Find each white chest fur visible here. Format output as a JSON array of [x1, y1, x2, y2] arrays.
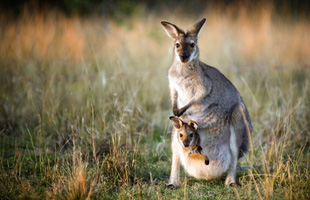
[[169, 69, 204, 108]]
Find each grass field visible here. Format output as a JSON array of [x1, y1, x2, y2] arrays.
[[0, 5, 310, 199]]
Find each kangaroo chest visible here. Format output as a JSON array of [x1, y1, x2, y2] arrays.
[[173, 73, 203, 104]]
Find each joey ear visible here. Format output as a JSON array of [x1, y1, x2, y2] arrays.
[[188, 120, 198, 130], [169, 116, 183, 129], [161, 21, 184, 39], [187, 18, 206, 37]]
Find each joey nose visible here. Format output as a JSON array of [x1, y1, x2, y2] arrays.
[[183, 141, 190, 147]]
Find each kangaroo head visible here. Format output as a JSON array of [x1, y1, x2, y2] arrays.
[[161, 18, 206, 63], [169, 116, 199, 148]]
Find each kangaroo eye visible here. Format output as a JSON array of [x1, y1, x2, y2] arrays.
[[190, 43, 195, 48], [190, 133, 193, 137], [175, 43, 180, 48], [180, 133, 183, 137]]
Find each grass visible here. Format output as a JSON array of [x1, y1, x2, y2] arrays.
[[0, 4, 310, 200]]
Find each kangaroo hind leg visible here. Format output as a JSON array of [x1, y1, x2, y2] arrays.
[[225, 125, 239, 186]]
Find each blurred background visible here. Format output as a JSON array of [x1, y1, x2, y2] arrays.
[[1, 0, 310, 67], [1, 0, 309, 135], [0, 0, 309, 199]]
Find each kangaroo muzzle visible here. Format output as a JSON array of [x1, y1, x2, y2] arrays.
[[180, 53, 189, 62]]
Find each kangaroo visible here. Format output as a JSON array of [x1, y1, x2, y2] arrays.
[[161, 18, 252, 188], [169, 116, 209, 165]]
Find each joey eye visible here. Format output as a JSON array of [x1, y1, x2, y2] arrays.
[[190, 133, 193, 137], [175, 43, 180, 48], [180, 133, 183, 137], [190, 43, 195, 48]]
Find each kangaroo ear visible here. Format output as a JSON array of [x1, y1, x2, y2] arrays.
[[188, 120, 198, 130], [169, 116, 183, 129], [187, 18, 206, 37], [161, 21, 184, 39]]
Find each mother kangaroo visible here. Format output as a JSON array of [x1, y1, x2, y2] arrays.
[[161, 18, 252, 187]]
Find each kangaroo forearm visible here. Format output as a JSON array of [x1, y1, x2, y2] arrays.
[[171, 88, 178, 109], [176, 103, 191, 116]]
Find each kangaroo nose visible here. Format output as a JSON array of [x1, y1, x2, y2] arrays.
[[180, 53, 189, 61]]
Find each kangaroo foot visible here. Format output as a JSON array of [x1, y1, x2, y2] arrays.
[[167, 183, 178, 189], [225, 177, 241, 187], [229, 182, 241, 187]]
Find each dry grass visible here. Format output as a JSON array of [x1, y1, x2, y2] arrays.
[[0, 4, 309, 199]]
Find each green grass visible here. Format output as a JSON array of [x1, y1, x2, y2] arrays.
[[1, 8, 310, 199]]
